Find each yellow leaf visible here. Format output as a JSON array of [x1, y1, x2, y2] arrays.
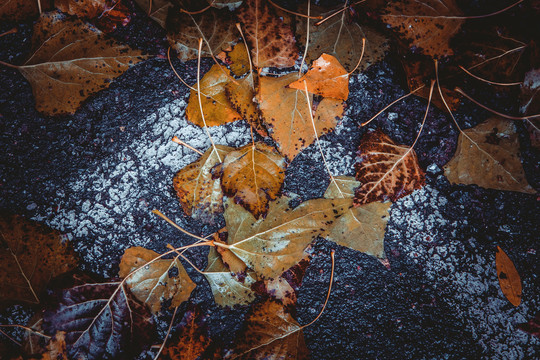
[[495, 246, 522, 306]]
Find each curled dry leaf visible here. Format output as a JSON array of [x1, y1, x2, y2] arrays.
[[43, 282, 155, 360], [354, 129, 426, 206], [134, 0, 172, 28], [118, 246, 196, 314], [173, 145, 233, 224], [219, 142, 287, 219], [16, 11, 148, 115], [288, 53, 349, 101], [495, 246, 522, 307], [0, 0, 53, 21], [444, 117, 535, 194], [186, 65, 243, 127], [296, 3, 388, 73], [323, 176, 391, 258], [237, 0, 298, 68], [224, 196, 350, 279], [229, 299, 308, 360], [0, 214, 78, 305], [381, 0, 464, 58]]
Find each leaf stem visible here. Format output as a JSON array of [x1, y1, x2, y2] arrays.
[[0, 28, 17, 38], [268, 0, 322, 19], [459, 66, 522, 86], [0, 60, 18, 69], [298, 0, 311, 77], [171, 136, 204, 155], [361, 86, 422, 127], [0, 324, 50, 339], [152, 306, 178, 360], [152, 209, 210, 243], [0, 328, 21, 346], [348, 37, 365, 75]]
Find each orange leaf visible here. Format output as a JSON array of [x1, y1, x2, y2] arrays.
[[495, 246, 522, 306], [288, 53, 349, 101]]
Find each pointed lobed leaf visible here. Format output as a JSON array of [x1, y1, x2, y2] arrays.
[[237, 0, 298, 68], [495, 246, 522, 307], [354, 129, 426, 205], [0, 214, 78, 305], [173, 145, 234, 224], [134, 0, 171, 28], [118, 246, 196, 314], [17, 11, 148, 115], [444, 117, 535, 194]]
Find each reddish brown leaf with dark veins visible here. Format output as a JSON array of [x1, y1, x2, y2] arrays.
[[43, 282, 155, 360], [55, 0, 131, 32], [354, 129, 425, 206]]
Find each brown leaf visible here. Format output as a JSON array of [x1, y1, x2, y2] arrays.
[[495, 246, 522, 307], [381, 0, 464, 58], [296, 3, 388, 73], [0, 0, 53, 21], [119, 246, 196, 314], [16, 11, 148, 115], [208, 0, 243, 10], [134, 0, 172, 28], [220, 142, 287, 219], [229, 300, 308, 360], [40, 332, 68, 360], [173, 145, 234, 224], [227, 42, 250, 77], [257, 73, 342, 160], [55, 0, 131, 33], [443, 117, 536, 194], [186, 65, 243, 127], [354, 129, 426, 205], [288, 53, 349, 101], [0, 214, 78, 305], [237, 0, 298, 68], [323, 176, 391, 258]]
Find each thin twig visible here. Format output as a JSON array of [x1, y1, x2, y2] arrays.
[[299, 0, 311, 76], [348, 38, 366, 75], [152, 306, 179, 360], [0, 28, 17, 38], [459, 66, 522, 86], [268, 0, 322, 19]]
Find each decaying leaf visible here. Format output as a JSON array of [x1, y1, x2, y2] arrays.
[[288, 53, 349, 101], [296, 3, 388, 73], [257, 73, 342, 160], [173, 145, 233, 224], [227, 42, 250, 76], [119, 246, 196, 314], [208, 0, 243, 10], [229, 299, 308, 359], [167, 6, 237, 61], [381, 0, 464, 58], [55, 0, 131, 32], [186, 65, 243, 127], [0, 214, 78, 305], [224, 196, 350, 279], [219, 142, 287, 219], [41, 331, 68, 360], [237, 0, 298, 68], [15, 11, 148, 115], [495, 246, 522, 307], [134, 0, 171, 28], [43, 282, 155, 360], [323, 176, 391, 258], [0, 0, 52, 21], [354, 129, 426, 205], [444, 117, 536, 194], [521, 69, 540, 116]]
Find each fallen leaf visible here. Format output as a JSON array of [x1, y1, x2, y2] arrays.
[[173, 145, 234, 224], [186, 64, 243, 127], [0, 214, 78, 305], [167, 6, 237, 61], [323, 176, 391, 258], [22, 314, 47, 356], [119, 246, 196, 314], [237, 0, 298, 68], [520, 69, 540, 116], [229, 299, 308, 359], [296, 3, 388, 73], [41, 332, 68, 360], [219, 142, 287, 219], [495, 246, 522, 307], [55, 0, 132, 33], [443, 117, 536, 194], [15, 11, 148, 115], [381, 0, 464, 58], [0, 0, 53, 21], [227, 42, 250, 76], [354, 129, 426, 205], [208, 0, 243, 11], [224, 196, 350, 279], [288, 53, 349, 101], [43, 282, 155, 360], [257, 73, 341, 160], [134, 0, 172, 28], [518, 311, 540, 338]]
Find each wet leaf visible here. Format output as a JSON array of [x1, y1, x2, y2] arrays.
[[237, 0, 298, 68], [173, 145, 234, 224], [119, 246, 196, 314], [208, 0, 243, 11], [521, 69, 540, 116], [495, 246, 522, 307], [186, 65, 243, 127], [288, 53, 349, 101], [41, 332, 68, 360], [296, 3, 388, 73], [229, 299, 308, 360], [227, 42, 250, 77], [0, 214, 78, 305], [444, 117, 535, 194], [381, 0, 464, 58], [224, 196, 350, 279], [323, 176, 391, 258], [0, 0, 52, 21], [134, 0, 172, 28], [55, 0, 131, 32], [219, 142, 287, 219], [16, 11, 148, 115], [354, 129, 426, 205], [43, 282, 155, 360], [257, 73, 342, 160]]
